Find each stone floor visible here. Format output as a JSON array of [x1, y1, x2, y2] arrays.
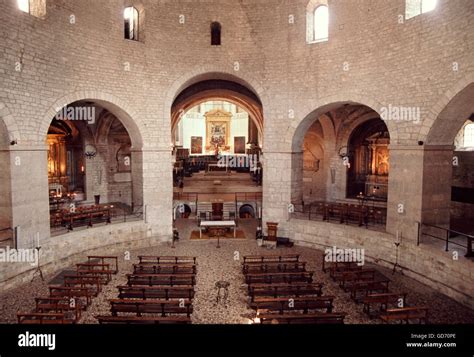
[[1, 219, 473, 324]]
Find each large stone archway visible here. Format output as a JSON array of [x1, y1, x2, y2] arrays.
[[421, 81, 474, 229]]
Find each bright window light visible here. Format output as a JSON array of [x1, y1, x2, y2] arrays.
[[314, 5, 329, 42], [18, 0, 29, 13], [464, 124, 474, 147], [422, 0, 437, 13]]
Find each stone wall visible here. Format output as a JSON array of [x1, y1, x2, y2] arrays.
[[291, 219, 474, 309], [0, 0, 473, 302], [0, 221, 160, 291]]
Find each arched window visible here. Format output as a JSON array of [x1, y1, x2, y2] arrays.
[[124, 6, 139, 41], [406, 0, 437, 20], [313, 5, 329, 42], [17, 0, 46, 18], [464, 124, 474, 147], [18, 0, 29, 13], [211, 22, 222, 46], [306, 1, 328, 44]]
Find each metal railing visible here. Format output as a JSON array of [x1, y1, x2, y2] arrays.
[[289, 201, 387, 229], [50, 204, 144, 236], [417, 222, 474, 257]]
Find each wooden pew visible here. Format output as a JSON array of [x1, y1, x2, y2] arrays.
[[96, 315, 191, 325], [63, 275, 102, 296], [250, 296, 334, 314], [34, 297, 82, 322], [362, 293, 407, 318], [133, 264, 196, 275], [17, 312, 74, 325], [258, 312, 346, 324], [87, 256, 119, 274], [335, 269, 376, 291], [76, 263, 114, 283], [245, 272, 313, 285], [380, 307, 428, 324], [348, 278, 391, 301], [126, 274, 196, 287], [117, 285, 195, 300], [248, 283, 323, 302], [326, 261, 363, 277], [49, 286, 93, 308], [138, 256, 197, 265], [109, 299, 193, 317], [243, 262, 307, 275], [243, 254, 300, 264]]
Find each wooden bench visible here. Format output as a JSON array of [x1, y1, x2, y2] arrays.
[[251, 296, 334, 314], [246, 272, 313, 285], [117, 285, 195, 300], [362, 293, 407, 318], [322, 257, 362, 273], [138, 256, 197, 265], [17, 312, 74, 324], [63, 275, 102, 296], [35, 297, 82, 322], [63, 206, 111, 231], [348, 278, 391, 301], [248, 283, 323, 302], [243, 262, 307, 275], [76, 263, 114, 283], [243, 254, 300, 264], [258, 312, 346, 324], [109, 299, 193, 317], [380, 307, 428, 324], [335, 269, 376, 291], [126, 274, 196, 286], [96, 315, 191, 325], [133, 264, 196, 275], [87, 256, 118, 274], [49, 286, 93, 308]]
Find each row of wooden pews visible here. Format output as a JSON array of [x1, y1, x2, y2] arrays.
[[17, 256, 118, 324], [243, 254, 346, 324], [95, 256, 197, 324], [322, 256, 429, 323]]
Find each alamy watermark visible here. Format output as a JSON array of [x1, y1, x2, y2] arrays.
[[0, 247, 38, 267], [324, 246, 365, 266], [55, 106, 96, 124], [217, 154, 260, 168], [380, 104, 420, 124]]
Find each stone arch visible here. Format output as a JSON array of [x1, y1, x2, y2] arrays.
[[425, 77, 474, 145], [290, 92, 392, 152], [39, 91, 145, 149], [163, 65, 267, 120], [0, 102, 21, 148], [336, 112, 382, 149]]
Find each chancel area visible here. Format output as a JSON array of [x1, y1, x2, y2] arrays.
[[0, 0, 473, 328]]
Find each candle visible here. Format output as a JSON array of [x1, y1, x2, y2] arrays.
[[36, 232, 40, 248]]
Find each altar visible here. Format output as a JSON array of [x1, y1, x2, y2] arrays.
[[199, 220, 236, 238]]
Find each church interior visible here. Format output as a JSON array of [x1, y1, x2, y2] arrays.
[[0, 0, 473, 333]]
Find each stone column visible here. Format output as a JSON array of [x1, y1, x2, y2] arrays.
[[386, 145, 425, 241], [8, 144, 50, 248], [0, 146, 12, 233], [141, 148, 173, 239], [262, 151, 295, 237], [421, 145, 453, 229]]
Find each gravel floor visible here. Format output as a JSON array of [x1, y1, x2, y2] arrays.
[[1, 219, 473, 324]]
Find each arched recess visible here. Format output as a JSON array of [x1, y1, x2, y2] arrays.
[[0, 103, 17, 241], [171, 79, 264, 144], [291, 101, 391, 208], [39, 92, 145, 149], [165, 67, 266, 117], [421, 82, 474, 231]]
